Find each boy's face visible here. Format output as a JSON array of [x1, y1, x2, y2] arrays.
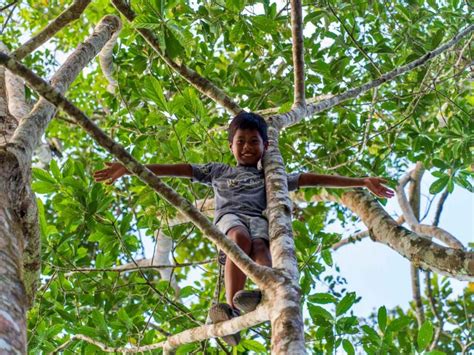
[[229, 128, 268, 167]]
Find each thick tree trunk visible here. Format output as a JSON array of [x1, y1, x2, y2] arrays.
[[0, 150, 27, 354]]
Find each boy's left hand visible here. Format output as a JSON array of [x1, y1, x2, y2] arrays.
[[364, 177, 394, 198]]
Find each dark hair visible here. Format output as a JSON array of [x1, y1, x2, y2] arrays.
[[228, 111, 268, 143]]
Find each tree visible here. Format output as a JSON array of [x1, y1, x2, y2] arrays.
[[0, 0, 472, 353]]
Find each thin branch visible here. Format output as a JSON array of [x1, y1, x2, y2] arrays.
[[111, 0, 242, 115], [290, 0, 305, 106], [432, 188, 449, 227], [53, 306, 269, 353], [0, 51, 276, 289], [13, 0, 92, 60], [60, 259, 215, 275], [0, 0, 17, 12], [271, 24, 474, 129]]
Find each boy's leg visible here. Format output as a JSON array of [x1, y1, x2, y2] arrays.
[[225, 226, 252, 308], [250, 238, 272, 267]]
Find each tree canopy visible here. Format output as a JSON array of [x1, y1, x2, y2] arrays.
[[0, 0, 472, 353]]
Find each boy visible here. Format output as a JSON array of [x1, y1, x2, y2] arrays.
[[94, 111, 393, 346]]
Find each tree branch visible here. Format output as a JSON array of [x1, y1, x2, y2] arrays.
[[407, 162, 425, 327], [60, 258, 214, 275], [290, 0, 305, 106], [339, 189, 473, 281], [271, 24, 474, 129], [99, 19, 122, 93], [111, 0, 242, 116], [53, 306, 269, 353], [12, 0, 92, 60], [397, 168, 464, 249], [9, 15, 122, 161], [0, 52, 276, 289], [0, 42, 30, 121]]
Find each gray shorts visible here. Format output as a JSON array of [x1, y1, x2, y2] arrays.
[[215, 213, 269, 265]]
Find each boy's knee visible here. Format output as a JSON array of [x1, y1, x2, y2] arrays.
[[227, 226, 252, 250], [251, 239, 270, 257]]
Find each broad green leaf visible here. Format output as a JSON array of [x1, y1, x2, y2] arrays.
[[429, 176, 449, 194], [308, 292, 337, 304], [32, 181, 57, 194], [417, 321, 434, 351], [336, 292, 357, 316], [342, 339, 355, 355], [143, 76, 169, 111], [387, 316, 411, 332], [308, 304, 333, 322]]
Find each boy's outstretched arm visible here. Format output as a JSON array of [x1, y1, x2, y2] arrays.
[[298, 173, 394, 198], [93, 162, 193, 184]]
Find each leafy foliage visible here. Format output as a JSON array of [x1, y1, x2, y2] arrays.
[[2, 0, 472, 352]]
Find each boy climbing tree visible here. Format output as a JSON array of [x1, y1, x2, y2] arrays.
[[94, 111, 394, 346]]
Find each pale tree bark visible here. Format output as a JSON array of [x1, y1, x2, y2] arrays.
[[264, 128, 305, 354], [0, 16, 121, 353], [397, 170, 464, 249], [12, 0, 92, 60], [0, 52, 281, 352], [111, 0, 243, 116], [406, 162, 425, 326]]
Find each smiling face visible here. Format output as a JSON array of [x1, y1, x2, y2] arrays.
[[229, 128, 268, 167]]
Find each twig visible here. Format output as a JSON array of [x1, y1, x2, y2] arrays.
[[59, 259, 215, 275]]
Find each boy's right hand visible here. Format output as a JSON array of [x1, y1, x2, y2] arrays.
[[93, 162, 128, 184]]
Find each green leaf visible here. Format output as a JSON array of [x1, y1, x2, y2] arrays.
[[342, 339, 355, 355], [32, 168, 56, 184], [32, 181, 57, 194], [241, 339, 266, 353], [321, 249, 333, 266], [417, 321, 434, 351], [387, 316, 411, 332], [429, 176, 449, 194], [362, 325, 381, 344], [308, 304, 333, 322], [336, 292, 357, 316], [143, 76, 169, 111], [50, 159, 61, 180], [308, 292, 337, 304], [377, 306, 387, 332]]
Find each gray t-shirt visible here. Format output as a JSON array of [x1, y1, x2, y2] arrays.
[[191, 163, 301, 223]]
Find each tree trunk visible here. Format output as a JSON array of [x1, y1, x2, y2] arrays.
[[264, 126, 306, 354], [0, 150, 27, 354]]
